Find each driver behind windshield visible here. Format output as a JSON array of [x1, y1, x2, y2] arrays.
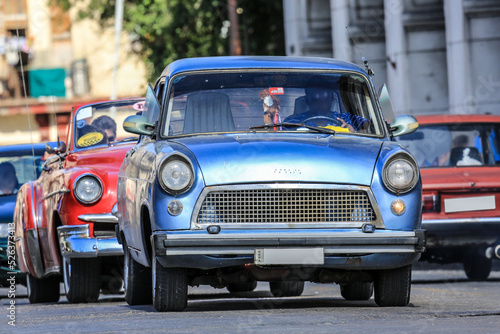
[[284, 80, 368, 132]]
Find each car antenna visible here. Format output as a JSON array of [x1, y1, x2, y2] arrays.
[[346, 26, 375, 77], [15, 14, 37, 179]]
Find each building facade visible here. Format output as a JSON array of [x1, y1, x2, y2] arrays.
[[283, 0, 500, 116], [0, 0, 147, 145]]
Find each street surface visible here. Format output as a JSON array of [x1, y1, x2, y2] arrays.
[[1, 265, 499, 333]]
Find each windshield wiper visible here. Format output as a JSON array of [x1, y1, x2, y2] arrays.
[[109, 137, 138, 146], [249, 122, 336, 135]]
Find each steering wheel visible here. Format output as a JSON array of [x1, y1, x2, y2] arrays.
[[302, 116, 343, 128]]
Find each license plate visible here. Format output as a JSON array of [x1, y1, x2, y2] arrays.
[[444, 195, 496, 213], [254, 248, 324, 265]]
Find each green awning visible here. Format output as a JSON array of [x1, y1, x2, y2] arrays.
[[29, 68, 66, 98]]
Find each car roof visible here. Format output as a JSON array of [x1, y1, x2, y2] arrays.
[[161, 56, 368, 78], [416, 114, 500, 125], [0, 143, 47, 156]]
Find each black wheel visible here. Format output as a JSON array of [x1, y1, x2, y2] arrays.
[[63, 257, 101, 303], [152, 252, 188, 312], [374, 265, 412, 307], [227, 279, 258, 293], [123, 239, 152, 305], [269, 281, 304, 297], [463, 252, 491, 281], [26, 274, 60, 304], [340, 281, 373, 301]]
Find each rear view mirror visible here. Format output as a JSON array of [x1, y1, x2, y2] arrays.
[[46, 141, 67, 155], [123, 115, 155, 136], [390, 115, 419, 137]]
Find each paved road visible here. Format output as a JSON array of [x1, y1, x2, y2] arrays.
[[1, 267, 499, 333]]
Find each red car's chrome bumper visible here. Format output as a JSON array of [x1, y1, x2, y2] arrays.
[[57, 224, 123, 259]]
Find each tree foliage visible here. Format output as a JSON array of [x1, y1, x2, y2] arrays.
[[51, 0, 284, 81]]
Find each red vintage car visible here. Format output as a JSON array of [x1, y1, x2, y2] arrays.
[[396, 114, 500, 280], [14, 98, 142, 303]]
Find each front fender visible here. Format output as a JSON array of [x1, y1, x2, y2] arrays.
[[14, 181, 45, 277], [371, 142, 422, 231]]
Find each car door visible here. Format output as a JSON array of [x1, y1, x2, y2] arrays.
[[120, 84, 162, 265]]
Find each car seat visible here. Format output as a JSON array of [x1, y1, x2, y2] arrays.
[[449, 147, 482, 166], [183, 92, 235, 134]]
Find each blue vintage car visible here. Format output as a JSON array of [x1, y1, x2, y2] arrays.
[[117, 56, 425, 312], [0, 143, 47, 286]]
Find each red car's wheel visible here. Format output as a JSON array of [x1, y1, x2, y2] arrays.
[[63, 257, 101, 303], [26, 274, 60, 304]]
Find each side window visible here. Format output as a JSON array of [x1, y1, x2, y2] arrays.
[[143, 84, 161, 124], [154, 79, 166, 106]]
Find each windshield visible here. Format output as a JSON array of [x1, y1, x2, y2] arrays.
[[74, 99, 144, 149], [164, 71, 383, 136], [0, 154, 43, 196], [395, 123, 500, 168]]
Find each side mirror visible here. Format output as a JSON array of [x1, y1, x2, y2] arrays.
[[379, 84, 395, 124], [390, 115, 419, 137], [45, 141, 67, 155], [123, 115, 155, 136]]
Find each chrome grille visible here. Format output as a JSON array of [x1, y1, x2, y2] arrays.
[[196, 188, 375, 224]]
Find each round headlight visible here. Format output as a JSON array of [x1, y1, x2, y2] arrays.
[[383, 154, 419, 194], [159, 157, 194, 194], [74, 175, 103, 204]]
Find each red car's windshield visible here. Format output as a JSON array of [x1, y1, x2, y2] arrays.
[[396, 123, 500, 168]]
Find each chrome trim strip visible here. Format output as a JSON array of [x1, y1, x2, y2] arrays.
[[57, 224, 123, 258], [190, 183, 385, 229], [165, 245, 416, 256], [42, 188, 70, 200], [166, 230, 416, 240], [78, 213, 118, 223], [423, 217, 500, 224]]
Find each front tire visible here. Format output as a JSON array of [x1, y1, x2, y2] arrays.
[[463, 250, 491, 281], [374, 265, 412, 307], [63, 257, 101, 303], [269, 281, 304, 297], [152, 253, 188, 312], [123, 239, 152, 305], [26, 274, 60, 304], [340, 281, 373, 301]]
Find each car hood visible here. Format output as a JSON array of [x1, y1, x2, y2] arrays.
[[421, 167, 500, 192], [65, 143, 135, 170], [170, 134, 383, 186]]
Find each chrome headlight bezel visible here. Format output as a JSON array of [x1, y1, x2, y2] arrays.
[[158, 154, 194, 195], [382, 152, 419, 194], [73, 174, 103, 204]]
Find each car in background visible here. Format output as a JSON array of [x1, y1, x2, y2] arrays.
[[117, 56, 426, 312], [14, 98, 143, 303], [396, 114, 500, 280], [0, 143, 47, 287]]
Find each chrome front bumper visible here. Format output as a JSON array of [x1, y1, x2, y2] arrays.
[[153, 229, 426, 270], [57, 224, 123, 259]]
